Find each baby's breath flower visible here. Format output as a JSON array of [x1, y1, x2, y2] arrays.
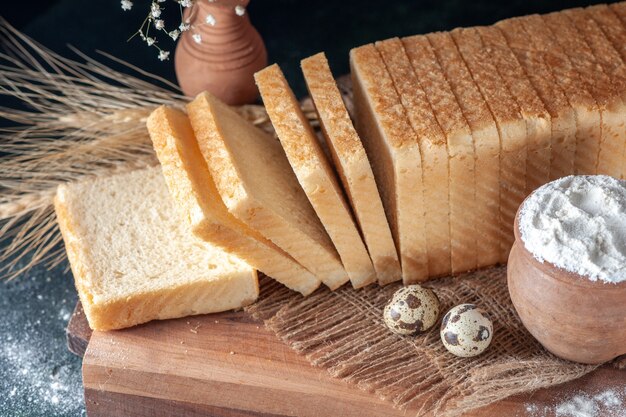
[[205, 14, 216, 26], [158, 50, 170, 61], [150, 2, 162, 18], [126, 0, 249, 64], [234, 5, 246, 16]]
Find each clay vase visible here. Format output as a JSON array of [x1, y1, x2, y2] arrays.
[[507, 199, 626, 364], [174, 0, 267, 105]]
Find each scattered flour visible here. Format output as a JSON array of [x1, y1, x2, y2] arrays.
[[524, 386, 626, 417], [519, 175, 626, 283]]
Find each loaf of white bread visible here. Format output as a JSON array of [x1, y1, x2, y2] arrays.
[[55, 167, 258, 331], [57, 3, 626, 330]]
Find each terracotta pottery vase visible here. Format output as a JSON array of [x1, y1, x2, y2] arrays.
[[174, 0, 267, 105], [507, 199, 626, 364]]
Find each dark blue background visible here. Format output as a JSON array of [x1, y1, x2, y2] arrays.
[[0, 1, 616, 416]]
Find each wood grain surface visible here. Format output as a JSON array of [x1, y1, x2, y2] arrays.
[[71, 302, 624, 417]]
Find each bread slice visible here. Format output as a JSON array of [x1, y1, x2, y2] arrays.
[[495, 19, 578, 188], [300, 53, 401, 285], [375, 38, 452, 277], [186, 92, 349, 290], [610, 2, 626, 28], [402, 35, 490, 272], [476, 26, 552, 195], [565, 8, 626, 180], [147, 106, 320, 296], [54, 167, 259, 331], [541, 12, 626, 179], [447, 27, 527, 263], [587, 4, 626, 179], [349, 44, 429, 283], [424, 32, 496, 268], [403, 35, 502, 272], [589, 4, 626, 64], [516, 15, 600, 179], [254, 64, 374, 289]]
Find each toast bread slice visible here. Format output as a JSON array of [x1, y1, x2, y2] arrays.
[[449, 27, 527, 262], [476, 26, 552, 195], [301, 53, 401, 285], [147, 106, 321, 295], [495, 19, 578, 191], [349, 44, 429, 283], [426, 32, 498, 268], [55, 167, 259, 331], [254, 64, 370, 289], [187, 91, 349, 290], [588, 4, 626, 63], [542, 12, 626, 179], [518, 15, 600, 178], [375, 38, 452, 278], [565, 8, 626, 180], [402, 35, 487, 273]]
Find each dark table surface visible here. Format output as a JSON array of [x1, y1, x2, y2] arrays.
[[0, 0, 616, 416]]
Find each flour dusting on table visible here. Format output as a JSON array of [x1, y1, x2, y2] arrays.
[[519, 175, 626, 283], [524, 385, 626, 417]]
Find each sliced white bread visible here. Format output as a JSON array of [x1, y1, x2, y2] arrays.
[[425, 32, 493, 268], [147, 106, 321, 296], [565, 8, 626, 180], [542, 12, 626, 180], [349, 44, 429, 283], [517, 15, 600, 178], [587, 4, 626, 179], [495, 19, 578, 190], [403, 32, 502, 272], [375, 37, 452, 277], [300, 53, 401, 285], [448, 27, 527, 262], [476, 26, 552, 195], [589, 4, 626, 64], [254, 64, 373, 289], [186, 91, 350, 290], [54, 167, 259, 331]]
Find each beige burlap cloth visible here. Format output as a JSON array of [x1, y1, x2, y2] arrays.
[[245, 266, 611, 416]]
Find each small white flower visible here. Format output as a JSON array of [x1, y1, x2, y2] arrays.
[[120, 0, 133, 11], [234, 5, 246, 16], [179, 0, 193, 7], [168, 30, 180, 41], [205, 13, 216, 26], [145, 36, 156, 46], [179, 22, 190, 31], [192, 33, 202, 44], [154, 19, 165, 30], [158, 50, 170, 61], [151, 2, 162, 18]]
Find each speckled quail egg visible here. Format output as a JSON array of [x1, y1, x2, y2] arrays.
[[440, 304, 493, 357], [383, 285, 440, 335]]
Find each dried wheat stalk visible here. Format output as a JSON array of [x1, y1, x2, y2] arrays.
[[0, 19, 318, 280], [0, 19, 266, 279]]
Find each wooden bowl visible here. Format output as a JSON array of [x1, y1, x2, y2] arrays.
[[507, 203, 626, 364]]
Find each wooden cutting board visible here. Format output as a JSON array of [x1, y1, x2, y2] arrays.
[[68, 302, 624, 417]]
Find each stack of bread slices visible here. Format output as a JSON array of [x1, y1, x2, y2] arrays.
[[56, 3, 626, 330]]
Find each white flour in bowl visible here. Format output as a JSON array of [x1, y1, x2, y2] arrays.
[[519, 175, 626, 284]]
